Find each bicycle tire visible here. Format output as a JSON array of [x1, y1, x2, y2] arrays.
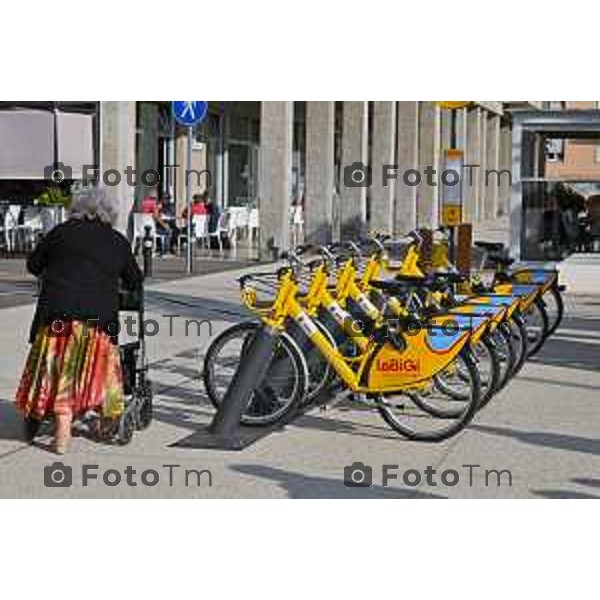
[[506, 314, 528, 376], [542, 285, 564, 338], [413, 335, 499, 416], [522, 297, 549, 357], [488, 324, 516, 392], [375, 347, 481, 442], [202, 322, 308, 426]]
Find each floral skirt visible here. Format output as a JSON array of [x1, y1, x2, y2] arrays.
[[15, 320, 125, 420]]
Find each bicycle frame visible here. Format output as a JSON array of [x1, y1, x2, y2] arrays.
[[241, 266, 472, 394]]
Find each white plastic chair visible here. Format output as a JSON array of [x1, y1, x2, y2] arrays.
[[248, 208, 259, 246], [4, 205, 22, 252], [235, 207, 250, 239], [209, 210, 236, 256], [21, 208, 43, 251], [132, 213, 160, 254], [193, 214, 209, 247], [178, 213, 209, 254], [0, 209, 8, 252], [290, 205, 304, 248]]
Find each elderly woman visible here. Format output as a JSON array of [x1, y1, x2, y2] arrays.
[[15, 186, 143, 453]]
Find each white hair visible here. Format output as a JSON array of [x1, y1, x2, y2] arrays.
[[69, 185, 118, 226]]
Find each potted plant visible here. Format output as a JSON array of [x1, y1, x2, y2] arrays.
[[36, 188, 72, 233]]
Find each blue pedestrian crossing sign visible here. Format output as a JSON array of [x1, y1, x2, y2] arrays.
[[172, 101, 208, 127]]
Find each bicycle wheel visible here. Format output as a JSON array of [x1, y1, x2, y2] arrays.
[[286, 318, 338, 407], [202, 322, 308, 426], [505, 314, 528, 376], [473, 335, 501, 409], [487, 325, 516, 392], [542, 285, 564, 337], [375, 347, 481, 442], [522, 297, 549, 357], [413, 335, 499, 415]]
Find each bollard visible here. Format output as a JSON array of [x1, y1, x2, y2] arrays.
[[142, 225, 153, 278], [208, 325, 279, 447], [456, 223, 473, 276]]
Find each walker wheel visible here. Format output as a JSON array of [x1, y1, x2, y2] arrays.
[[138, 384, 153, 430], [117, 412, 135, 445]]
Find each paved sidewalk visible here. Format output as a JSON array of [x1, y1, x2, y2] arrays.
[[0, 264, 598, 498]]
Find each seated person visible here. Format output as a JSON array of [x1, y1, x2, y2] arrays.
[[153, 199, 172, 257], [140, 192, 158, 214], [182, 192, 209, 219]]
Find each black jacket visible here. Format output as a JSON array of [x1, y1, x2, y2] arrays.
[[27, 217, 143, 343]]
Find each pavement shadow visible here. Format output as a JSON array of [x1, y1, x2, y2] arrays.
[[572, 477, 600, 489], [0, 398, 24, 441], [532, 477, 600, 499], [231, 464, 447, 499], [472, 423, 600, 457], [531, 489, 598, 499], [148, 347, 203, 381], [292, 410, 411, 442], [145, 290, 250, 325], [530, 315, 600, 374]]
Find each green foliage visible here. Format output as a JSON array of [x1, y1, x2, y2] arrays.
[[36, 187, 72, 208]]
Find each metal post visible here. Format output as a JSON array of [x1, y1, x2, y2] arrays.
[[450, 109, 457, 149], [142, 225, 153, 278], [449, 109, 458, 264], [186, 126, 193, 274], [209, 326, 279, 445]]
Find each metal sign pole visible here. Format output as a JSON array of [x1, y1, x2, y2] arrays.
[[449, 109, 458, 264], [172, 102, 208, 274], [438, 101, 470, 261], [186, 125, 193, 274]]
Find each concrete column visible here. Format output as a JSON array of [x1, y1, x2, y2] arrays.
[[417, 101, 440, 228], [484, 114, 500, 219], [456, 107, 468, 149], [258, 101, 293, 259], [136, 102, 159, 204], [340, 101, 368, 239], [441, 107, 467, 149], [440, 109, 451, 149], [175, 132, 186, 212], [497, 123, 512, 217], [477, 110, 488, 221], [101, 101, 136, 235], [174, 132, 209, 216], [394, 101, 419, 234], [370, 101, 397, 234], [464, 107, 482, 223], [510, 123, 523, 258], [305, 101, 335, 244]]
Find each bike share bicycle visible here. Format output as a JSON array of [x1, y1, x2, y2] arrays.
[[202, 229, 565, 442]]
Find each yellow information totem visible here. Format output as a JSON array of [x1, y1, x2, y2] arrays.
[[437, 101, 471, 110], [442, 205, 463, 227], [440, 148, 464, 227]]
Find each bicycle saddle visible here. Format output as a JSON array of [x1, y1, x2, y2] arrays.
[[371, 278, 422, 294], [488, 254, 515, 268], [474, 241, 505, 253]]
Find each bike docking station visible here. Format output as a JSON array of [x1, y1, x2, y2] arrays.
[[171, 325, 299, 451]]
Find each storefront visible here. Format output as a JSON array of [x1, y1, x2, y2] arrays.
[[0, 101, 99, 254], [0, 101, 99, 204], [511, 109, 600, 260]]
